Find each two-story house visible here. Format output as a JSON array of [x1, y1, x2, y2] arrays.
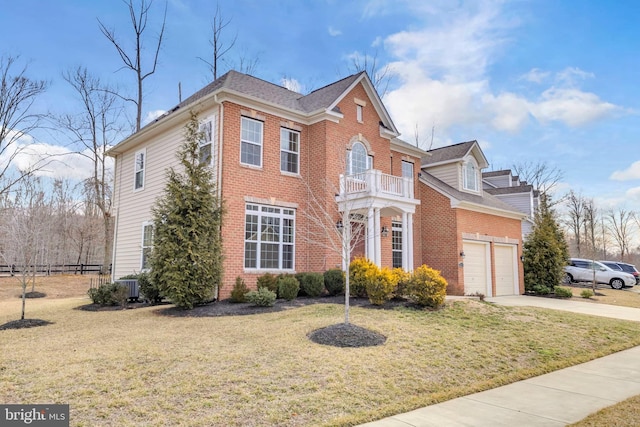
[[108, 71, 424, 299]]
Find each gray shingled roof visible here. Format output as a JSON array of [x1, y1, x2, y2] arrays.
[[482, 170, 511, 178], [485, 185, 534, 195], [423, 140, 476, 165], [419, 171, 526, 215], [174, 70, 365, 117]]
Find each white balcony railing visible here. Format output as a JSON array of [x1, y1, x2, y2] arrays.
[[339, 169, 414, 199]]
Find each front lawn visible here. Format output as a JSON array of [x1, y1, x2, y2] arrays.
[[566, 283, 640, 308], [2, 296, 640, 426]]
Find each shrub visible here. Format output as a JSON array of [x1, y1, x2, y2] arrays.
[[580, 289, 594, 299], [349, 257, 378, 298], [87, 283, 128, 307], [366, 267, 397, 305], [246, 287, 276, 307], [230, 277, 249, 303], [324, 269, 345, 296], [278, 276, 300, 301], [298, 272, 324, 297], [554, 286, 573, 298], [529, 284, 552, 295], [256, 273, 278, 293], [391, 268, 411, 298], [407, 265, 447, 308]]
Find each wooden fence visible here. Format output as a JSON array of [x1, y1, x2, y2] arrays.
[[0, 264, 111, 276]]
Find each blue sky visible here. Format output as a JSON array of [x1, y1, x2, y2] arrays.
[[2, 0, 640, 216]]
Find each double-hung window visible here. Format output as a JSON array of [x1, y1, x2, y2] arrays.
[[280, 128, 299, 174], [134, 149, 145, 190], [241, 117, 263, 167], [402, 161, 414, 179], [141, 222, 153, 270], [463, 161, 478, 192], [199, 120, 213, 165], [244, 203, 295, 270]]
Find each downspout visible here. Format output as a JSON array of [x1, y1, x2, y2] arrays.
[[214, 94, 224, 300], [110, 154, 122, 282]]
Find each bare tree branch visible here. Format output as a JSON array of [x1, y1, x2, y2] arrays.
[[348, 50, 393, 98]]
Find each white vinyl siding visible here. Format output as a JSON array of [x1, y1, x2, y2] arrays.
[[280, 128, 299, 174], [240, 117, 263, 167], [426, 164, 458, 188], [244, 203, 295, 271]]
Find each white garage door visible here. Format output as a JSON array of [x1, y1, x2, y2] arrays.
[[463, 241, 491, 296], [494, 244, 518, 296]]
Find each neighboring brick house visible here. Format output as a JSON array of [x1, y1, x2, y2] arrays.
[[108, 71, 424, 299], [419, 141, 527, 297], [482, 169, 539, 239]]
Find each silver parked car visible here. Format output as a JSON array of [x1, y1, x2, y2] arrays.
[[563, 258, 636, 290]]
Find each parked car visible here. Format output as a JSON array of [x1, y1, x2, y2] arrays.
[[564, 258, 636, 289], [600, 261, 640, 285]]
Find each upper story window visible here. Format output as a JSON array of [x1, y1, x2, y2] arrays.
[[402, 161, 414, 179], [347, 142, 372, 175], [463, 161, 479, 192], [141, 222, 153, 270], [134, 149, 145, 190], [356, 104, 363, 123], [280, 128, 299, 174], [199, 119, 213, 165], [240, 117, 263, 167]]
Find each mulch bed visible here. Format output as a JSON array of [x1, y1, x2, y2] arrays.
[[308, 323, 387, 347], [0, 319, 54, 330]]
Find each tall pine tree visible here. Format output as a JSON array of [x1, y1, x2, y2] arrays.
[[523, 194, 569, 294], [150, 112, 224, 309]]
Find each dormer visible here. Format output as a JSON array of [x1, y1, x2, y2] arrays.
[[421, 140, 489, 195]]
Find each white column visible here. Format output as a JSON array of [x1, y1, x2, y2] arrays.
[[374, 208, 381, 266], [407, 213, 414, 271], [401, 212, 409, 271], [367, 207, 374, 263]]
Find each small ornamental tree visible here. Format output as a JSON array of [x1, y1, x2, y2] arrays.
[[149, 112, 224, 309], [523, 195, 569, 295]]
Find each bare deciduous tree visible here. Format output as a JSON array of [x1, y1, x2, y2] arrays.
[[564, 190, 585, 256], [59, 67, 123, 274], [198, 3, 236, 81], [0, 55, 48, 195], [512, 161, 563, 200], [606, 207, 634, 261], [98, 0, 167, 132], [348, 50, 392, 98]]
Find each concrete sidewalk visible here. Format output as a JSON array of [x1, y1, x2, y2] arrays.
[[359, 295, 640, 426]]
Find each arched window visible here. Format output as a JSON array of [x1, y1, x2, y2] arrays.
[[463, 161, 478, 191], [348, 142, 371, 175]]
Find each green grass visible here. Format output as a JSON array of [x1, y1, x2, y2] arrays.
[[2, 297, 640, 426]]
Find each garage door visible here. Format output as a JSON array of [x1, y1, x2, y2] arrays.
[[494, 244, 518, 296], [463, 241, 491, 296]]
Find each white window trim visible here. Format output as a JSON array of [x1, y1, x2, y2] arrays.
[[240, 116, 263, 168], [356, 104, 363, 123], [141, 221, 153, 271], [401, 160, 414, 179], [347, 142, 372, 175], [244, 203, 295, 272], [134, 149, 146, 191], [199, 118, 213, 166], [463, 160, 479, 192], [280, 127, 300, 175]]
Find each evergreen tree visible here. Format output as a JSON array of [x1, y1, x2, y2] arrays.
[[523, 194, 569, 294], [149, 112, 224, 309]]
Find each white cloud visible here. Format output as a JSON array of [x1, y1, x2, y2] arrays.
[[555, 67, 594, 87], [328, 26, 342, 37], [532, 87, 617, 127], [143, 110, 167, 126], [519, 68, 550, 84], [281, 77, 303, 93], [611, 161, 640, 181]]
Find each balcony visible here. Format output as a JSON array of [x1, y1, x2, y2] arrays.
[[339, 169, 414, 199]]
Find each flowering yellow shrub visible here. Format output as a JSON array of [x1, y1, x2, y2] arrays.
[[349, 257, 378, 298], [391, 267, 411, 298], [365, 267, 398, 305], [408, 265, 447, 308]]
